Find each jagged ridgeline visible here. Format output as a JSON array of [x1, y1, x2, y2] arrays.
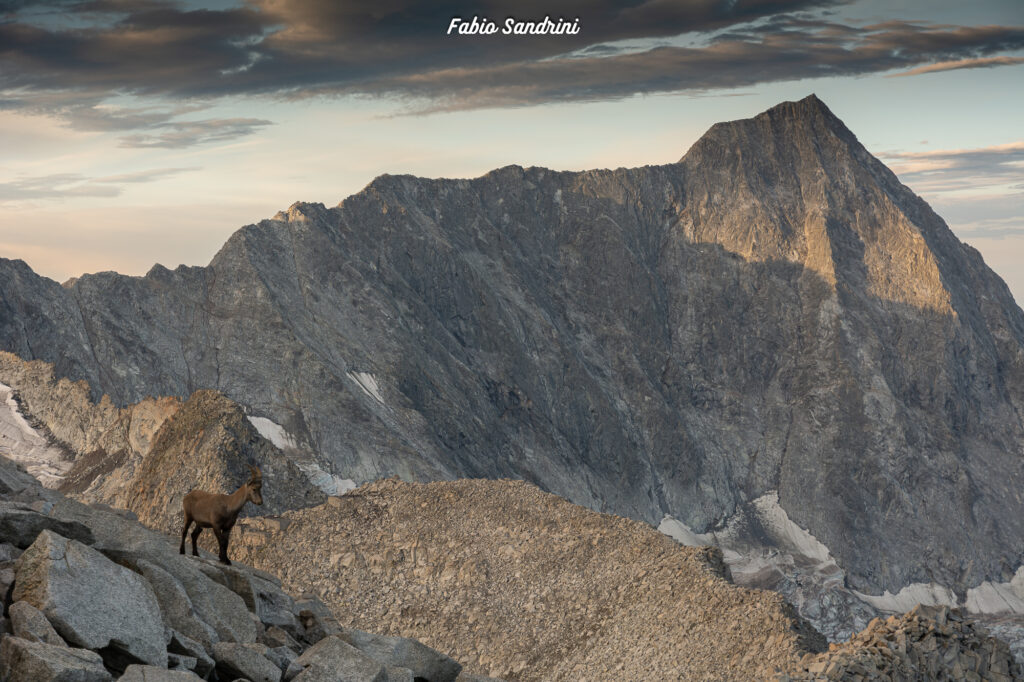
[[1, 95, 1023, 605]]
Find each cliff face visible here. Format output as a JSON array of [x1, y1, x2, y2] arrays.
[[1, 95, 1023, 600], [0, 352, 326, 535]]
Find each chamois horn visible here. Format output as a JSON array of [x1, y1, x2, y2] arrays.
[[248, 464, 262, 480]]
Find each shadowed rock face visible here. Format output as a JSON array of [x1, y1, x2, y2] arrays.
[[1, 95, 1023, 598]]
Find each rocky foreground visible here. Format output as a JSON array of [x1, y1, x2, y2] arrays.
[[0, 446, 1020, 680], [228, 478, 1023, 681], [0, 453, 490, 681]]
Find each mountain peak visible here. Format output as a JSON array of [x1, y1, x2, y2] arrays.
[[679, 94, 856, 164]]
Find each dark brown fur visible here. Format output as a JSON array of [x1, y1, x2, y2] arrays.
[[180, 465, 263, 565]]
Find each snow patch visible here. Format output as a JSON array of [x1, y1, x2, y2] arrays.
[[245, 415, 356, 497], [0, 382, 70, 487], [296, 461, 357, 497], [749, 492, 834, 564], [348, 371, 384, 404], [660, 491, 1024, 623], [853, 583, 958, 613], [248, 416, 298, 452], [658, 516, 712, 547]]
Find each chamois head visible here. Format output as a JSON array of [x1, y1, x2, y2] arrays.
[[247, 464, 264, 505]]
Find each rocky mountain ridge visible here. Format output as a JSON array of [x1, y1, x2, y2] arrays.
[[1, 94, 1023, 615], [0, 351, 325, 538]]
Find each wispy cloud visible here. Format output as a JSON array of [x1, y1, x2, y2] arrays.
[[887, 55, 1024, 77], [882, 141, 1024, 194], [118, 117, 272, 148], [0, 166, 198, 201]]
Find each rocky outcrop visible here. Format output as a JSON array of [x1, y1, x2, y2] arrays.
[[0, 453, 469, 681], [14, 530, 168, 668], [782, 605, 1021, 681], [0, 352, 325, 537]]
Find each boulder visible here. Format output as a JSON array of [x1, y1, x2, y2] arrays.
[[0, 501, 94, 548], [344, 629, 462, 682], [262, 644, 298, 673], [1, 563, 16, 614], [12, 530, 167, 668], [385, 667, 414, 682], [119, 665, 203, 681], [261, 625, 302, 653], [0, 542, 21, 562], [0, 635, 111, 682], [0, 456, 37, 496], [9, 599, 65, 645], [104, 548, 255, 646], [168, 630, 215, 679], [211, 642, 282, 682], [284, 636, 387, 682], [117, 556, 218, 651], [167, 653, 198, 672], [294, 596, 343, 644], [199, 561, 300, 636], [159, 560, 256, 646]]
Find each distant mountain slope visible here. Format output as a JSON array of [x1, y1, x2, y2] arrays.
[[1, 95, 1023, 605]]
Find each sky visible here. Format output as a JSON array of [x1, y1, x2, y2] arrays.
[[1, 0, 1022, 302]]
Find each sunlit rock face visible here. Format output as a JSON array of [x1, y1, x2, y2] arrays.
[[1, 95, 1023, 605]]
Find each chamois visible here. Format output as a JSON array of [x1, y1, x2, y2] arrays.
[[180, 464, 263, 565]]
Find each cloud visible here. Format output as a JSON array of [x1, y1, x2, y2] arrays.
[[0, 166, 198, 201], [117, 117, 272, 147], [360, 22, 1024, 112], [0, 1, 1023, 115], [881, 141, 1024, 194], [887, 55, 1024, 77]]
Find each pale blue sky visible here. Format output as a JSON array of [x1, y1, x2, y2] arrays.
[[0, 0, 1021, 301]]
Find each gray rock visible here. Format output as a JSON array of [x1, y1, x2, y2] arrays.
[[261, 625, 302, 653], [117, 556, 219, 651], [1, 564, 16, 612], [0, 542, 21, 562], [168, 630, 215, 679], [167, 653, 198, 672], [9, 599, 65, 645], [211, 642, 282, 682], [101, 548, 255, 647], [384, 667, 414, 682], [198, 561, 300, 636], [119, 665, 203, 681], [284, 636, 386, 682], [0, 455, 37, 496], [343, 629, 461, 682], [294, 596, 343, 644], [0, 501, 94, 548], [12, 530, 167, 668], [263, 644, 298, 674], [0, 635, 111, 682]]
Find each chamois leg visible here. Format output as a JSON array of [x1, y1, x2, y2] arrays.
[[179, 516, 192, 555], [213, 526, 231, 565], [190, 525, 203, 557]]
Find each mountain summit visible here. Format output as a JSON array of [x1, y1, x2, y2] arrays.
[[1, 97, 1022, 617]]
